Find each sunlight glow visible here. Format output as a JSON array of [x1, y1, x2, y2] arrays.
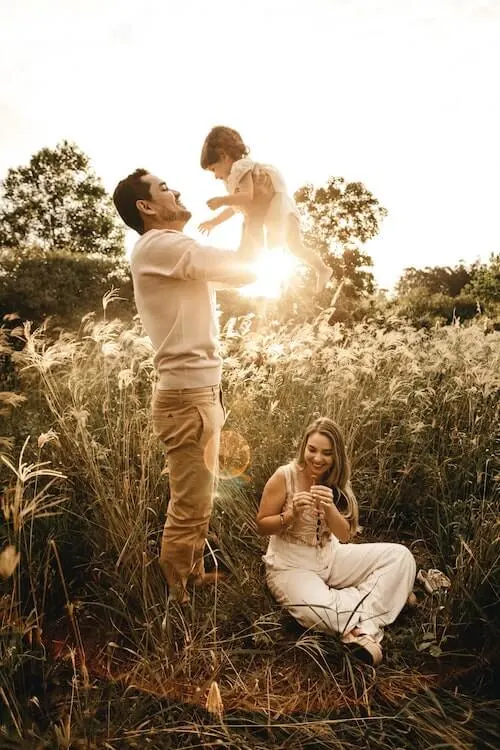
[[240, 248, 300, 298]]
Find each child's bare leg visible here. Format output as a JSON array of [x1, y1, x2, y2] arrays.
[[240, 213, 265, 261], [286, 216, 332, 293]]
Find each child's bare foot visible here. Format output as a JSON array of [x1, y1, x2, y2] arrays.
[[315, 264, 333, 293]]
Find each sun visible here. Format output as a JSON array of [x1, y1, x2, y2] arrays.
[[240, 248, 300, 298]]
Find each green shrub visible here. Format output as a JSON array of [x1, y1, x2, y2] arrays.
[[0, 248, 134, 327]]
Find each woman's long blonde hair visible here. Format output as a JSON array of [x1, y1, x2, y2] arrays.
[[296, 417, 359, 534]]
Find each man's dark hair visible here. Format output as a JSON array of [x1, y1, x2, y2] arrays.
[[113, 168, 151, 234]]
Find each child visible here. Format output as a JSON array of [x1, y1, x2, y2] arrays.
[[198, 126, 332, 293]]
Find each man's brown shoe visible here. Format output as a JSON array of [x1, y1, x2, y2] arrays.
[[191, 570, 229, 586]]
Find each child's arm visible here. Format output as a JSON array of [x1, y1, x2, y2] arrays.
[[211, 207, 235, 225], [207, 171, 255, 211], [198, 207, 235, 235]]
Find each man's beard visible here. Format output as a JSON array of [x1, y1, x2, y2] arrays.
[[176, 207, 192, 223], [165, 206, 191, 223]]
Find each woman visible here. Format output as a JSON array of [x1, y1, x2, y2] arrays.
[[256, 418, 416, 665]]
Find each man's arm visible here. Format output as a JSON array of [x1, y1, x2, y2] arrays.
[[138, 231, 257, 286]]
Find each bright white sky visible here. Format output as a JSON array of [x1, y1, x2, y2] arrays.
[[1, 0, 499, 290]]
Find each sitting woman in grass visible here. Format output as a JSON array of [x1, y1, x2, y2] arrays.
[[256, 417, 416, 666]]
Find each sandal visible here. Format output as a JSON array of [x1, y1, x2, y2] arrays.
[[416, 568, 451, 594], [341, 630, 383, 666]]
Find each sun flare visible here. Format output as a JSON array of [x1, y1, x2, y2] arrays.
[[240, 248, 300, 298]]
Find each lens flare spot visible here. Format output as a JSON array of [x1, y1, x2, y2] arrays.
[[240, 248, 300, 299], [205, 430, 251, 479]]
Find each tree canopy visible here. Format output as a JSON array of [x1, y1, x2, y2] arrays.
[[0, 141, 124, 256]]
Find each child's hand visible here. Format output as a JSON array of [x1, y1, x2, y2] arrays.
[[198, 219, 216, 235], [207, 197, 225, 210]]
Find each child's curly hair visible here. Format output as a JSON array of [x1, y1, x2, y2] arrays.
[[200, 126, 249, 168]]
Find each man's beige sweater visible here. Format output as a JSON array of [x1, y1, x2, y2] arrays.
[[130, 228, 250, 389]]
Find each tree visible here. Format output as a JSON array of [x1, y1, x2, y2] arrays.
[[294, 177, 388, 295], [392, 262, 493, 328], [216, 175, 388, 328], [393, 288, 479, 328], [466, 253, 500, 304], [396, 264, 471, 298], [0, 141, 124, 256]]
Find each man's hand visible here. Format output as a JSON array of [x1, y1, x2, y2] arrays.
[[207, 197, 225, 211], [198, 219, 216, 235]]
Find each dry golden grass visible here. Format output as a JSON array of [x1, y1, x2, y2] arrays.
[[0, 308, 498, 747]]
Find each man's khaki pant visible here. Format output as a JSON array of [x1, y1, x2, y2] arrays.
[[152, 385, 226, 598]]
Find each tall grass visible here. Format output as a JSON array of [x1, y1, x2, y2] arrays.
[[0, 308, 498, 747]]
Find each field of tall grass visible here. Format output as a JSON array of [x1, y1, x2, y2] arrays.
[[1, 301, 499, 748]]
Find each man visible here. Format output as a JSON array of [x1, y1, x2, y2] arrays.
[[113, 169, 256, 602]]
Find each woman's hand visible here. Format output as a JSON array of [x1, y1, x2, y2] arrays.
[[311, 485, 333, 503], [311, 485, 351, 542], [292, 491, 314, 520], [311, 485, 333, 521], [207, 196, 225, 210]]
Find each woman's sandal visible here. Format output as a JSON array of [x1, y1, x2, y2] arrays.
[[416, 568, 451, 594], [341, 630, 383, 666]]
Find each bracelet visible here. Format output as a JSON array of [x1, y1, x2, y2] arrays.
[[279, 512, 290, 530]]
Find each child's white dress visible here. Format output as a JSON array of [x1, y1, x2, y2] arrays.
[[224, 157, 301, 249]]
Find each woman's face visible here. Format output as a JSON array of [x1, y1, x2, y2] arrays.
[[304, 431, 334, 478]]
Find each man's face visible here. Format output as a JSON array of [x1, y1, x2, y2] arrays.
[[138, 174, 192, 226]]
